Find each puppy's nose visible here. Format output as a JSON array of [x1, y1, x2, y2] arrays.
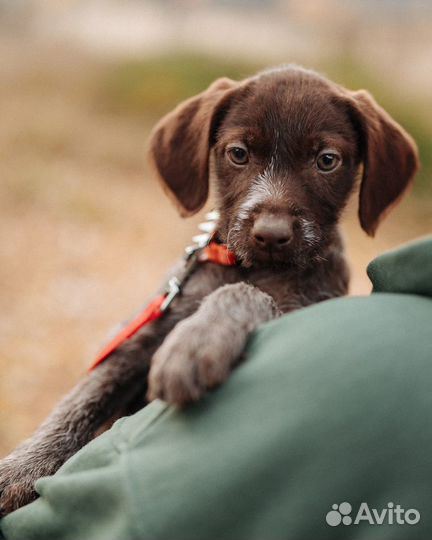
[[252, 214, 293, 250]]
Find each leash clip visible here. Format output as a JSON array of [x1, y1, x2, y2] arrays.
[[160, 277, 181, 312]]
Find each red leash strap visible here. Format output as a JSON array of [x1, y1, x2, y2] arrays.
[[89, 294, 166, 370], [89, 241, 236, 371]]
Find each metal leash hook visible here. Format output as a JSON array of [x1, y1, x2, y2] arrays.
[[161, 210, 221, 313], [160, 277, 181, 312]]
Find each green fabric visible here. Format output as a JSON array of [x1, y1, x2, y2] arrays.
[[367, 235, 432, 296], [2, 237, 432, 540]]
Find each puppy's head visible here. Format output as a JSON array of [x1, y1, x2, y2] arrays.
[[149, 66, 419, 268]]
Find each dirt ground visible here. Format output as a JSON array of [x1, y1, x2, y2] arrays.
[[0, 37, 431, 456]]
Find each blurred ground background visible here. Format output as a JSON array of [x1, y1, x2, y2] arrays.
[[0, 0, 431, 455]]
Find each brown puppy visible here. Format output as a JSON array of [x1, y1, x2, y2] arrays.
[[0, 65, 419, 515]]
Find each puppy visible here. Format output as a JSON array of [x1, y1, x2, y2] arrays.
[[0, 65, 418, 515]]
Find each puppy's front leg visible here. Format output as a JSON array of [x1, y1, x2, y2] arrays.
[[0, 319, 172, 516], [148, 283, 280, 406]]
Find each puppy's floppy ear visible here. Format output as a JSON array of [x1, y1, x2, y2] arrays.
[[349, 90, 419, 236], [148, 77, 238, 216]]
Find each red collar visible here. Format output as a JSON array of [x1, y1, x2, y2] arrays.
[[199, 241, 237, 266], [90, 240, 236, 370]]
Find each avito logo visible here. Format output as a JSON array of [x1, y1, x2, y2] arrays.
[[326, 502, 420, 527]]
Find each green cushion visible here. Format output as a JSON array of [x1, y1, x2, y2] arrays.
[[2, 236, 432, 540]]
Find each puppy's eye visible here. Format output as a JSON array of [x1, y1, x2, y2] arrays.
[[227, 144, 249, 166], [316, 151, 341, 172]]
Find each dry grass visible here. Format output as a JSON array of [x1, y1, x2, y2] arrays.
[[0, 38, 431, 455]]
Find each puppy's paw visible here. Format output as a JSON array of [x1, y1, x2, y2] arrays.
[[147, 320, 233, 406], [0, 450, 60, 516], [0, 477, 38, 517], [0, 457, 36, 516]]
